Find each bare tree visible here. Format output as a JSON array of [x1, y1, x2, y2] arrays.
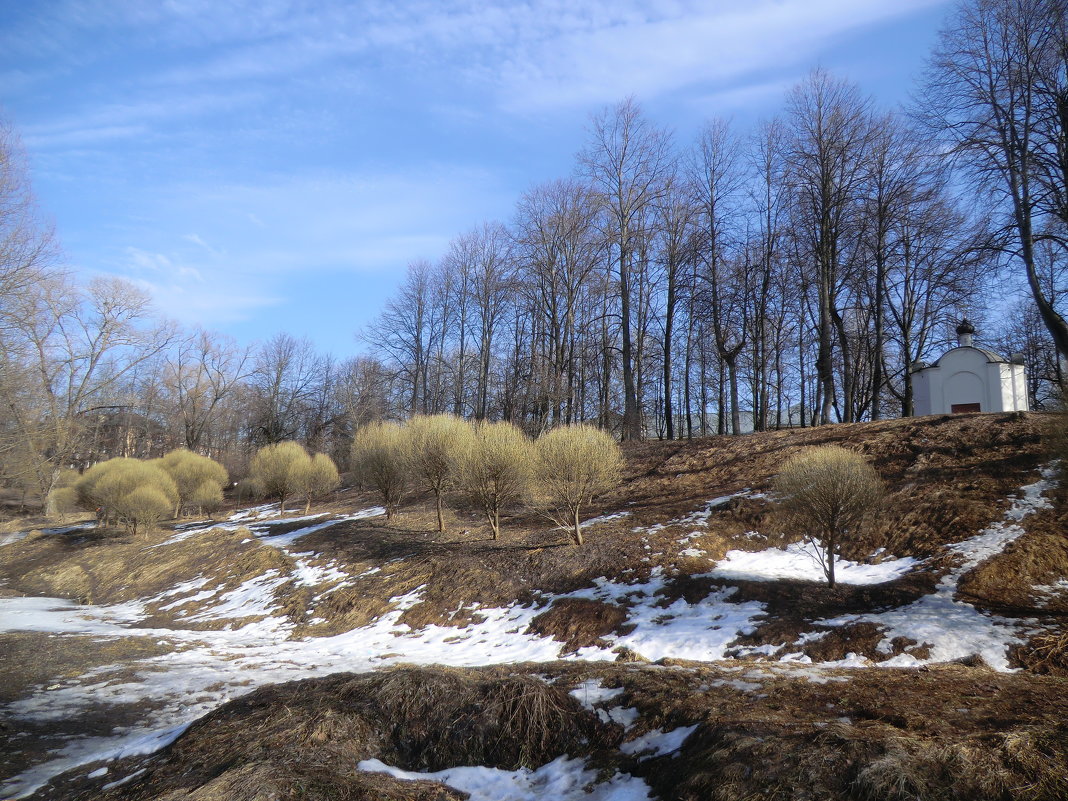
[[467, 222, 513, 420], [164, 328, 251, 452], [580, 97, 673, 440], [0, 120, 59, 326], [654, 174, 698, 439], [691, 118, 748, 434], [862, 115, 930, 418], [248, 333, 324, 445], [923, 0, 1068, 360], [746, 118, 791, 430], [786, 70, 875, 424], [7, 275, 175, 509], [513, 179, 604, 429], [365, 260, 436, 416]]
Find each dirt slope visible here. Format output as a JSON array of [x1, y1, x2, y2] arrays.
[[33, 664, 1068, 801], [2, 412, 1066, 801]]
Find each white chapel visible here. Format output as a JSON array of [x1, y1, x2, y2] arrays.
[[911, 320, 1029, 416]]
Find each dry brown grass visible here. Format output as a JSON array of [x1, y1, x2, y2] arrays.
[[1013, 630, 1068, 676], [5, 414, 1055, 663], [28, 662, 1068, 801], [0, 523, 290, 612], [4, 413, 1066, 800], [527, 597, 631, 653], [957, 500, 1068, 614], [34, 666, 611, 800]]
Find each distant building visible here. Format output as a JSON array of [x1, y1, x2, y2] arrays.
[[910, 320, 1028, 416]]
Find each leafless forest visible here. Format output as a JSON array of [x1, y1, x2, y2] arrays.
[[1, 0, 1066, 507]]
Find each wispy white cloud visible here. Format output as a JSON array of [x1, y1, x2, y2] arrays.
[[124, 246, 173, 273], [183, 233, 220, 258], [94, 163, 511, 330], [123, 273, 280, 325], [21, 91, 262, 150], [486, 0, 951, 111], [5, 0, 951, 120]]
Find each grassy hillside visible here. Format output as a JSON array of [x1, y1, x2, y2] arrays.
[[1, 412, 1065, 800]]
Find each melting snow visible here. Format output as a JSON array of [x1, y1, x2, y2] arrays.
[[707, 541, 916, 585], [581, 511, 633, 528], [817, 466, 1059, 671], [0, 468, 1058, 797], [620, 725, 699, 759], [358, 755, 654, 801]]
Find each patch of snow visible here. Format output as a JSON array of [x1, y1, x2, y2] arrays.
[[708, 678, 762, 692], [289, 557, 350, 588], [1033, 579, 1068, 607], [186, 570, 289, 622], [0, 530, 29, 547], [159, 506, 384, 548], [154, 576, 212, 599], [677, 492, 750, 527], [582, 511, 633, 528], [558, 567, 768, 663], [11, 723, 188, 798], [102, 768, 146, 790], [598, 706, 640, 729], [358, 755, 654, 801], [0, 596, 148, 636], [818, 466, 1058, 672], [707, 541, 917, 585], [158, 590, 218, 612], [678, 548, 706, 558], [1, 522, 96, 548], [620, 724, 698, 759], [636, 491, 752, 537]]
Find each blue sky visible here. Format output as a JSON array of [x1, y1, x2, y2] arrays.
[[0, 0, 953, 358]]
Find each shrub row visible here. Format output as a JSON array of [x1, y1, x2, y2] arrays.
[[48, 443, 341, 535], [50, 448, 230, 535], [352, 415, 623, 545]]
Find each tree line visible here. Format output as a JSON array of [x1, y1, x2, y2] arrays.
[[364, 0, 1068, 440], [1, 0, 1065, 512]]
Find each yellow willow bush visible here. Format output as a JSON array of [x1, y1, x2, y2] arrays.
[[407, 414, 474, 532], [352, 421, 412, 521], [74, 458, 179, 535], [533, 425, 623, 545], [460, 420, 533, 540], [249, 441, 310, 514], [772, 445, 884, 588], [296, 452, 340, 514], [159, 448, 228, 518]]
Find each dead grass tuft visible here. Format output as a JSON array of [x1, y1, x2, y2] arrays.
[[1013, 630, 1068, 676], [368, 666, 603, 771], [527, 597, 630, 652]]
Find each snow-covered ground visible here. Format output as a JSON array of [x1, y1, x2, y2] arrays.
[[358, 756, 654, 801], [706, 541, 917, 584], [0, 468, 1059, 798], [813, 465, 1059, 670]]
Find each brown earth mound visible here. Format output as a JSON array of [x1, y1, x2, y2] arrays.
[[27, 662, 1068, 801]]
